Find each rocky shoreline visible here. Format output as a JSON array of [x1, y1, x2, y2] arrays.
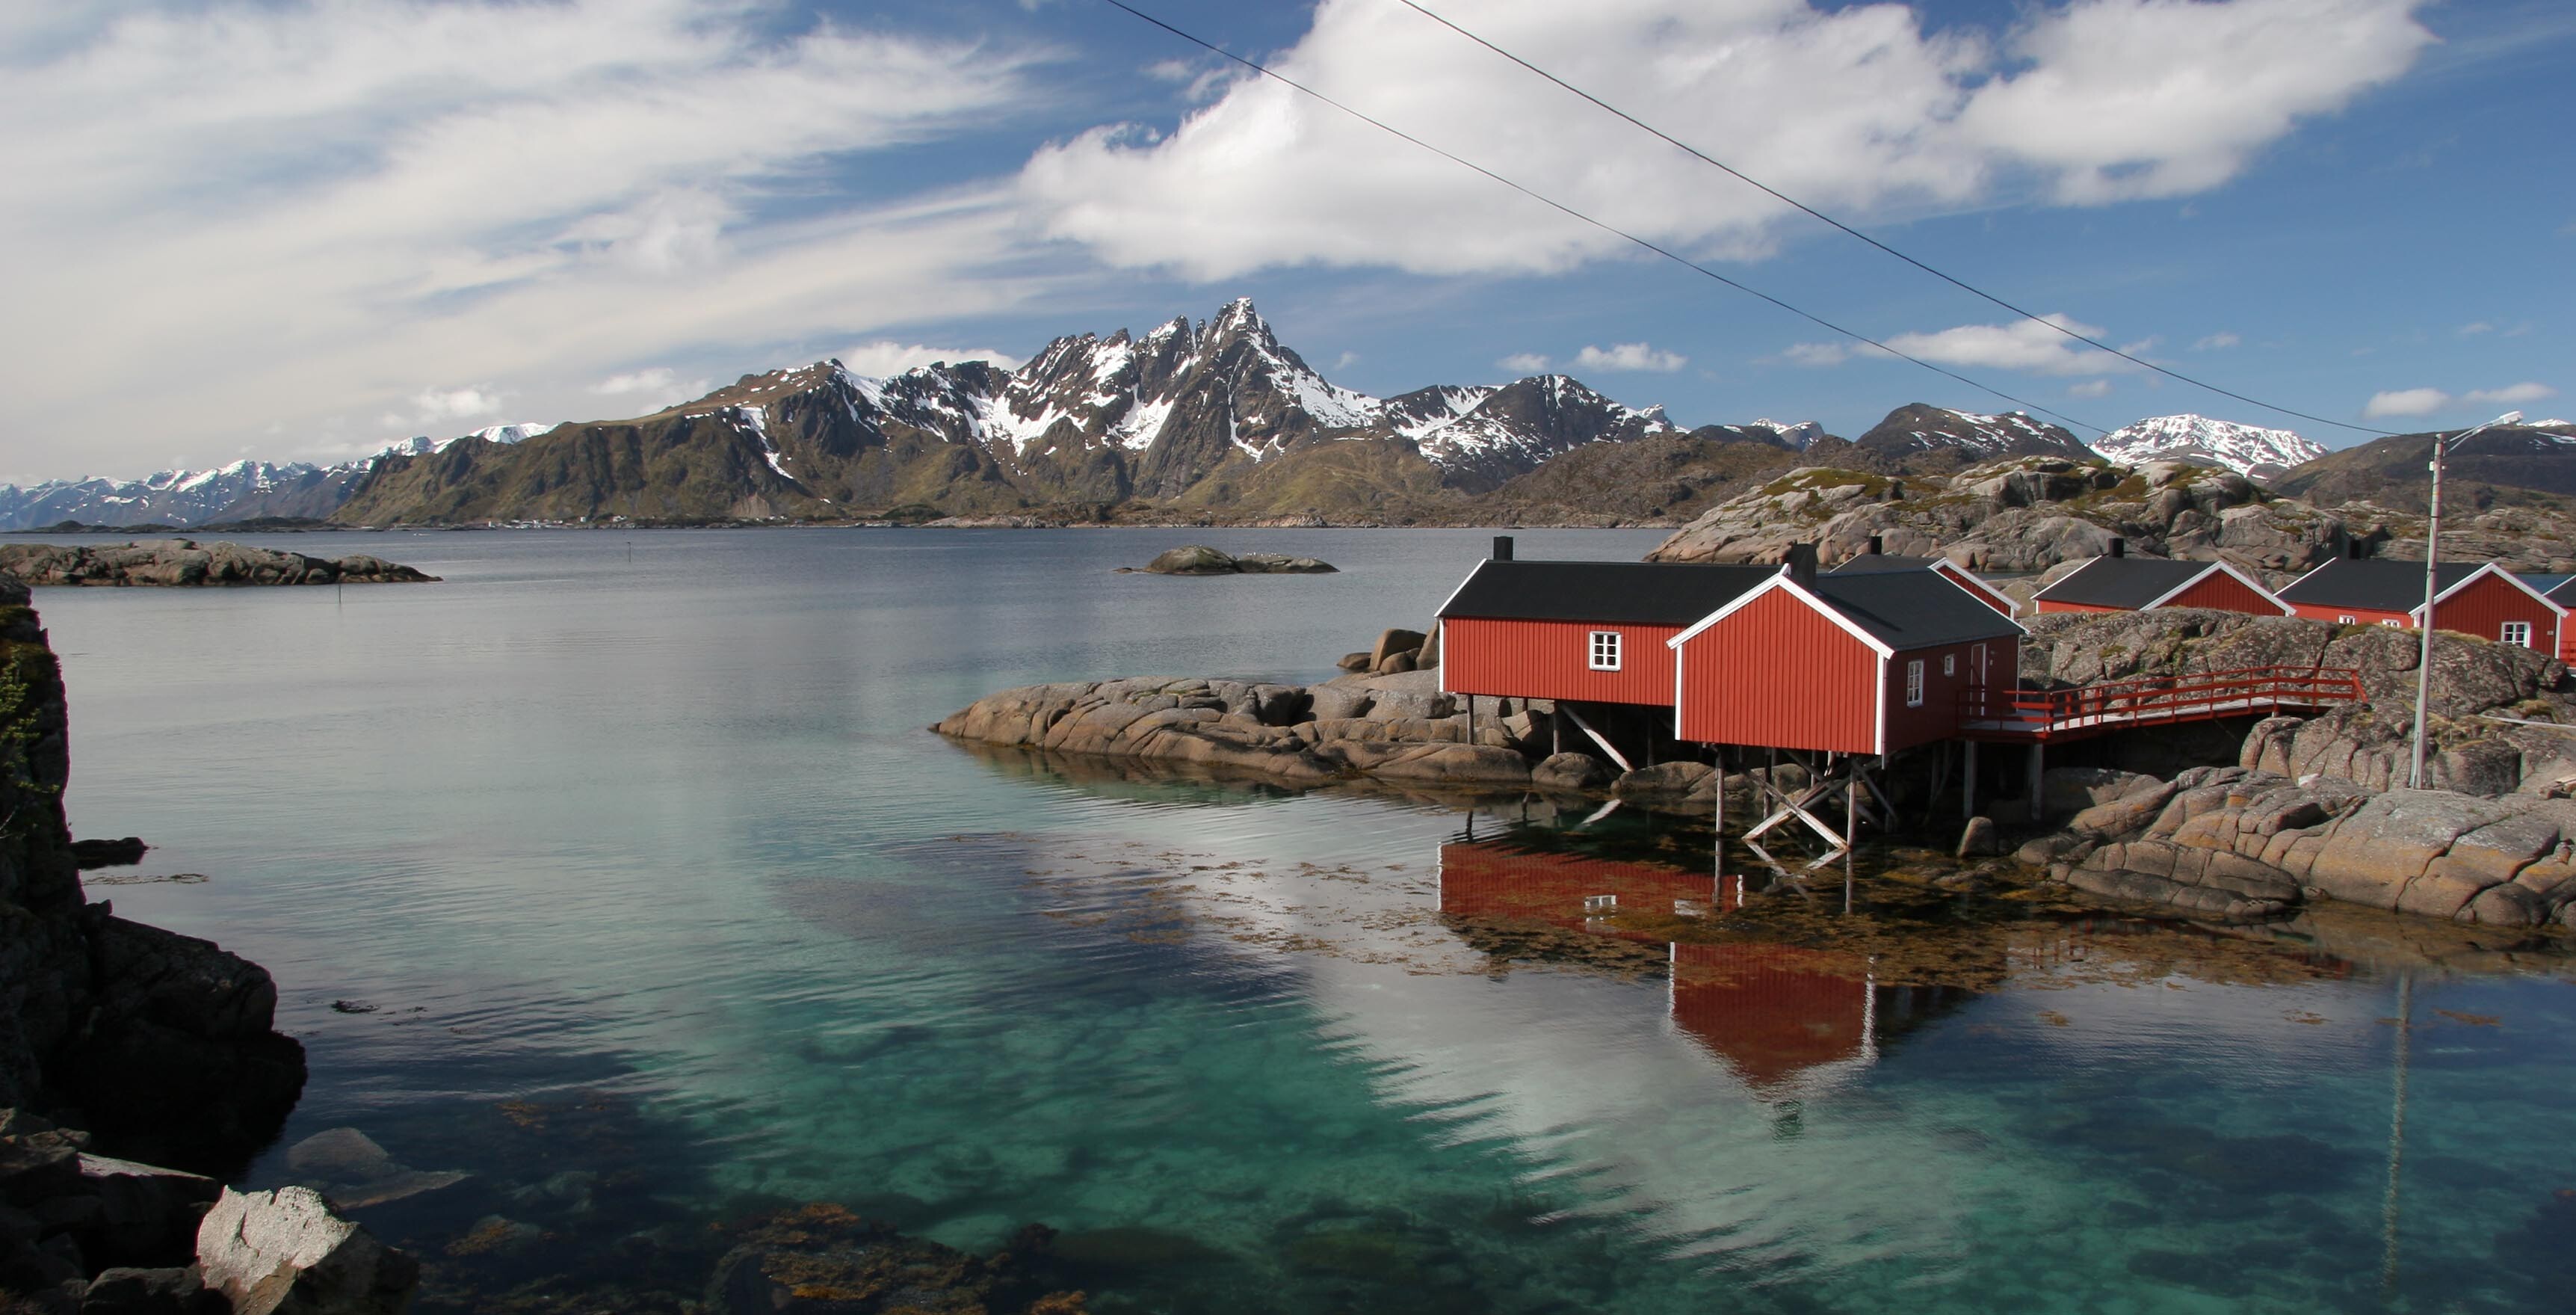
[[936, 607, 2576, 934], [0, 542, 436, 588]]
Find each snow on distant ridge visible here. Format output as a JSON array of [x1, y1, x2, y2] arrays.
[[2095, 413, 2325, 478]]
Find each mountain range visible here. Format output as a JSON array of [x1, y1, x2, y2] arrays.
[[13, 298, 2565, 529]]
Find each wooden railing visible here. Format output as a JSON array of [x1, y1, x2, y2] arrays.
[[1957, 665, 2365, 737]]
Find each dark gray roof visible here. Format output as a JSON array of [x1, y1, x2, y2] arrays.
[[1437, 560, 1776, 626], [2527, 573, 2576, 601], [2034, 557, 2230, 609], [1826, 552, 1940, 576], [1809, 573, 2024, 650], [2278, 558, 2476, 612]]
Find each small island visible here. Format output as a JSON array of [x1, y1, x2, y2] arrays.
[[0, 540, 437, 587], [1119, 545, 1336, 576]]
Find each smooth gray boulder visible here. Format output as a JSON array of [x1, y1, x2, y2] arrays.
[[195, 1186, 417, 1315], [1143, 545, 1237, 575]]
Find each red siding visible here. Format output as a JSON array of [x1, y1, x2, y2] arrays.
[[1675, 588, 1880, 754], [1442, 617, 1684, 706], [1937, 563, 2017, 615], [2432, 574, 2560, 654], [1882, 637, 2016, 754], [2033, 600, 2124, 615], [2289, 602, 2413, 629], [2162, 571, 2285, 615]]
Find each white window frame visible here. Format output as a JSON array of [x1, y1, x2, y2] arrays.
[[2338, 615, 2357, 624], [1905, 659, 1925, 707], [1942, 653, 1956, 677], [2381, 619, 2404, 628], [1588, 629, 1622, 671], [2503, 620, 2533, 647]]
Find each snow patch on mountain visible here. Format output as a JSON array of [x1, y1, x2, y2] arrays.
[[2095, 414, 2325, 478]]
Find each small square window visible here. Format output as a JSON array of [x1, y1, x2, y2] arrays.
[[2503, 620, 2533, 647], [1905, 659, 1925, 707], [1588, 630, 1622, 671]]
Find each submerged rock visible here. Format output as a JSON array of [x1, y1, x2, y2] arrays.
[[706, 1204, 1083, 1315]]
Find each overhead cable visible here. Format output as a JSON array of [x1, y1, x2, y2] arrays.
[[1096, 0, 2108, 436], [1393, 0, 2397, 438]]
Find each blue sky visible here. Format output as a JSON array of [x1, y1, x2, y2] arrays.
[[0, 0, 2568, 481]]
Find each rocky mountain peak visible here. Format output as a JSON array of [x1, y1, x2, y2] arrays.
[[1853, 403, 2095, 466], [2095, 413, 2324, 481]]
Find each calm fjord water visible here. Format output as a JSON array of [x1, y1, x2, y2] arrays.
[[42, 528, 2576, 1313]]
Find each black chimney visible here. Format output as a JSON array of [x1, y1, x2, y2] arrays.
[[1492, 535, 1514, 561], [1786, 543, 1818, 590], [2347, 538, 2366, 560], [1868, 534, 1885, 556], [2110, 538, 2126, 558]]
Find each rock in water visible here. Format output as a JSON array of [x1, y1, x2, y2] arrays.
[[196, 1186, 418, 1315], [1143, 545, 1238, 575], [1957, 816, 2002, 857], [1230, 552, 1336, 573], [0, 541, 436, 588]]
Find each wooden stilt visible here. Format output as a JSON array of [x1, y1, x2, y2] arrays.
[[1560, 703, 1633, 772], [1963, 740, 1979, 819], [2027, 741, 2046, 822], [1465, 695, 1477, 746]]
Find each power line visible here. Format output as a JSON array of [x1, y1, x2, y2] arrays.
[[1096, 0, 2110, 437], [1394, 0, 2397, 440]]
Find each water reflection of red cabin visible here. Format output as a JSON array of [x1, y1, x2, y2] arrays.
[[1438, 841, 1880, 1092]]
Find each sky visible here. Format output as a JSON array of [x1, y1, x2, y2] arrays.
[[1, 0, 2569, 484]]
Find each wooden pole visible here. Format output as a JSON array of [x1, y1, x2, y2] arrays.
[[1963, 740, 1978, 819], [2027, 741, 2046, 822]]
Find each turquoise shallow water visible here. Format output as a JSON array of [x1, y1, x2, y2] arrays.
[[42, 527, 2576, 1312]]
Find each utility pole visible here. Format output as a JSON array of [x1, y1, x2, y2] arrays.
[[2410, 411, 2524, 788]]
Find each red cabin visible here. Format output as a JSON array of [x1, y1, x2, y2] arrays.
[[1439, 558, 1775, 708], [1827, 546, 2019, 618], [2276, 558, 2564, 653], [1667, 564, 2024, 756], [2031, 554, 2290, 617]]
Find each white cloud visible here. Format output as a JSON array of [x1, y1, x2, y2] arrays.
[[2364, 382, 2558, 419], [1019, 0, 2431, 278], [1880, 314, 2140, 377], [588, 368, 711, 413], [836, 341, 1023, 377], [1573, 342, 1687, 373], [1781, 342, 1862, 368], [1498, 352, 1552, 374], [2362, 387, 2449, 419], [2067, 379, 2114, 398], [2457, 321, 2495, 336], [2465, 382, 2557, 407], [2192, 332, 2242, 351], [380, 384, 508, 428], [1333, 350, 1359, 369], [0, 1, 1051, 478]]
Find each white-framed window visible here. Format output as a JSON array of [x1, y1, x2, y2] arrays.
[[1905, 659, 1926, 707], [1942, 653, 1956, 677], [2503, 620, 2533, 647], [2338, 615, 2358, 624], [1588, 630, 1622, 671], [2381, 619, 2404, 628]]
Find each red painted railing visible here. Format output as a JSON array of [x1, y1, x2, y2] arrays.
[[1956, 665, 2365, 739]]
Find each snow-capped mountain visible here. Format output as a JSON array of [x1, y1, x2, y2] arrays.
[[1852, 404, 2095, 463], [0, 423, 552, 530], [2095, 414, 2325, 481], [359, 297, 1691, 522], [1747, 418, 1826, 449]]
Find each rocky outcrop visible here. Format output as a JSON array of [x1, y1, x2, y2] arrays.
[[1131, 545, 1335, 575], [2024, 765, 2576, 928], [0, 1109, 268, 1315], [0, 576, 306, 1177], [1646, 458, 2347, 573], [0, 541, 435, 588], [706, 1204, 1084, 1315], [196, 1186, 418, 1315], [933, 673, 1541, 789], [2020, 608, 2576, 795]]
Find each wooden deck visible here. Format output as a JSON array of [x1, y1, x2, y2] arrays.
[[1955, 666, 2365, 743]]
